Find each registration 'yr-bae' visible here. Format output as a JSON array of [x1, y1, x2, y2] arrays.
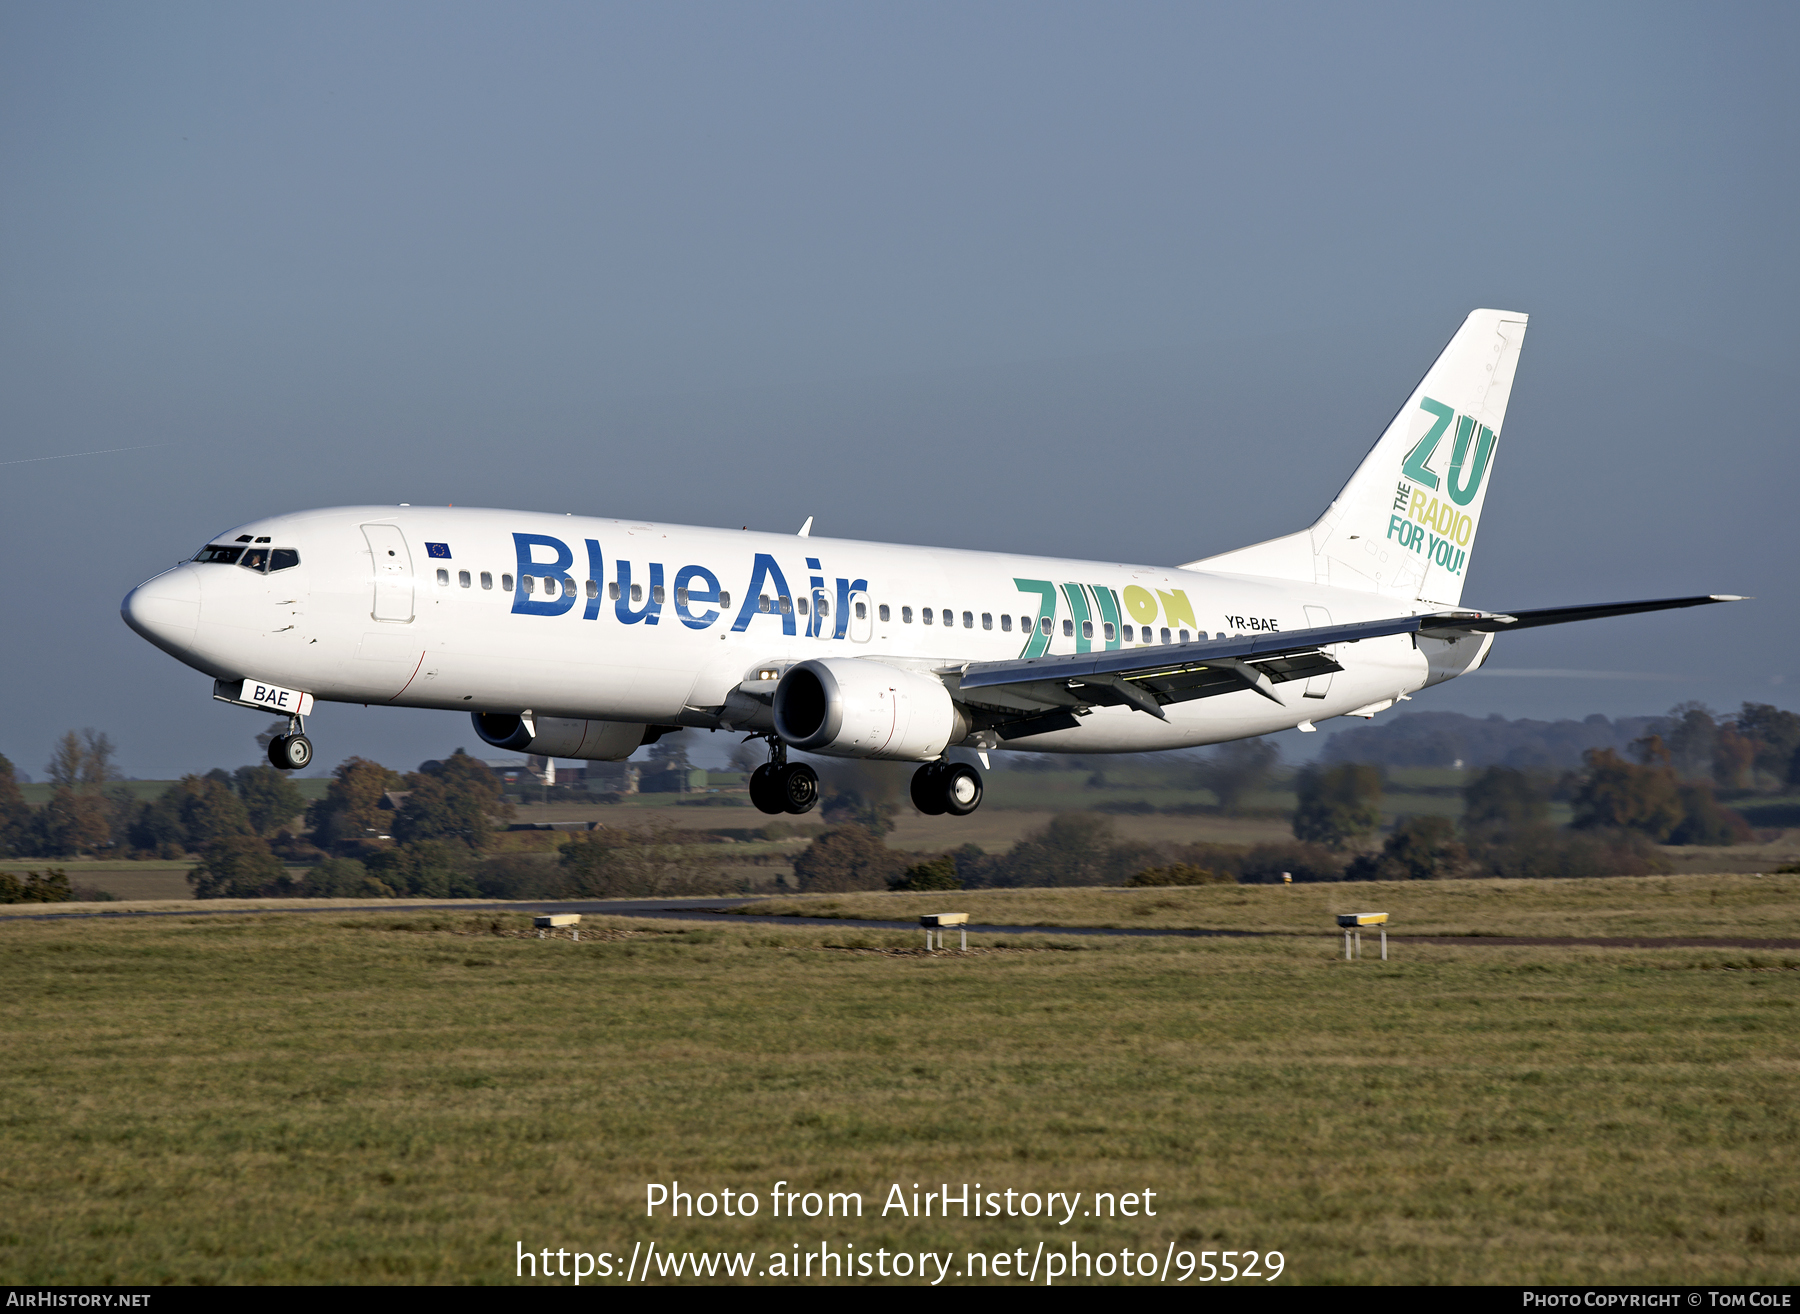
[[121, 310, 1743, 817]]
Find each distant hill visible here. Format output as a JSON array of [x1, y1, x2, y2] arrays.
[[1320, 711, 1667, 771]]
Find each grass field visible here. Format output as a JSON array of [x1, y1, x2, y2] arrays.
[[735, 873, 1800, 940], [1, 884, 1796, 1285]]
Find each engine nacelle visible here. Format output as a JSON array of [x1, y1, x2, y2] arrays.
[[470, 712, 657, 761], [772, 658, 966, 760]]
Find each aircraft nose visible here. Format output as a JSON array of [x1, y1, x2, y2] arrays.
[[122, 565, 202, 656]]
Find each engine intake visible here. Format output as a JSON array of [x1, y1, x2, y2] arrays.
[[772, 658, 964, 760], [471, 713, 664, 761]]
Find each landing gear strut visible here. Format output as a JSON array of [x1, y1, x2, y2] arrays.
[[267, 715, 313, 771], [911, 760, 983, 816], [748, 738, 818, 816]]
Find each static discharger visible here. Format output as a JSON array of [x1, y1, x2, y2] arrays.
[[1337, 911, 1388, 961], [535, 913, 582, 941], [921, 912, 968, 952]]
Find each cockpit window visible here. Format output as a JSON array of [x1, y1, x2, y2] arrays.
[[195, 544, 244, 565], [240, 548, 269, 572], [269, 549, 300, 572]]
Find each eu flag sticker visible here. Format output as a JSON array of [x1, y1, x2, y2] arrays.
[[425, 542, 452, 559]]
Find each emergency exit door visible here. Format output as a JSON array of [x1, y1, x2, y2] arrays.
[[361, 524, 415, 623]]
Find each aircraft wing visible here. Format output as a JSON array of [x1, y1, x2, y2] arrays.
[[950, 594, 1744, 734]]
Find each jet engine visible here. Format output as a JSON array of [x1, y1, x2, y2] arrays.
[[771, 658, 966, 760], [471, 712, 665, 761]]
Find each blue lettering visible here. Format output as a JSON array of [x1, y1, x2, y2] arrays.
[[833, 577, 868, 639], [614, 561, 662, 626], [583, 540, 605, 620], [732, 554, 796, 636], [674, 565, 722, 630], [512, 534, 576, 616]]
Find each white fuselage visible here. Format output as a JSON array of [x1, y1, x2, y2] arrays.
[[122, 505, 1489, 755]]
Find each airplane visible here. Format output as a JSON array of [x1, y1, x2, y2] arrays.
[[120, 309, 1741, 818]]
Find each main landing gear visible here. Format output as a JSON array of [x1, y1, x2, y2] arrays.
[[267, 716, 313, 771], [911, 760, 983, 816], [748, 740, 819, 816]]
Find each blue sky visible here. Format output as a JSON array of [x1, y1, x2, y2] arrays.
[[2, 2, 1795, 777]]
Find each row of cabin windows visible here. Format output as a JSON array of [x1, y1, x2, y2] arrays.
[[891, 606, 1193, 645], [424, 569, 1201, 644], [434, 570, 734, 611]]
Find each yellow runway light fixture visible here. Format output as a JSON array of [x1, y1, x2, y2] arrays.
[[1336, 912, 1388, 960]]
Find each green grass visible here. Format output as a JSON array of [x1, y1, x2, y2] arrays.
[[733, 873, 1800, 940], [1, 900, 1796, 1284]]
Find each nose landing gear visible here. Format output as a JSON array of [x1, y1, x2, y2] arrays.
[[747, 738, 819, 816], [910, 760, 983, 816], [267, 715, 313, 771]]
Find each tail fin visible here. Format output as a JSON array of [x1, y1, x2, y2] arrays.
[[1186, 308, 1528, 607]]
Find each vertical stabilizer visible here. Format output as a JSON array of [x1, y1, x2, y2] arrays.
[[1187, 309, 1528, 607]]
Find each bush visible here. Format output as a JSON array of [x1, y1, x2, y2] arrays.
[[792, 825, 907, 893], [1668, 783, 1752, 846], [558, 828, 733, 898], [298, 857, 395, 899], [1169, 841, 1346, 883], [1345, 816, 1468, 881], [0, 868, 74, 903], [188, 836, 291, 898], [1127, 864, 1231, 887], [1474, 825, 1669, 879], [1293, 764, 1382, 850], [986, 814, 1158, 888], [890, 857, 962, 891]]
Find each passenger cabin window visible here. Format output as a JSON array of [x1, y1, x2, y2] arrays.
[[269, 548, 300, 572], [1179, 629, 1190, 642], [1063, 619, 1074, 637], [651, 585, 665, 604], [458, 570, 471, 588], [818, 598, 828, 617], [719, 592, 731, 608], [585, 579, 598, 599], [1160, 627, 1171, 643], [1122, 624, 1134, 642], [239, 548, 269, 572], [481, 572, 493, 590], [630, 583, 642, 603], [758, 594, 771, 613], [779, 596, 792, 614], [962, 610, 974, 629], [1102, 622, 1114, 641], [609, 582, 621, 601], [523, 576, 536, 594], [436, 568, 449, 586], [981, 612, 992, 630], [675, 587, 689, 607], [195, 544, 244, 564], [501, 574, 514, 591], [922, 608, 933, 625], [878, 604, 890, 622], [1000, 614, 1012, 632], [796, 597, 808, 615], [902, 607, 913, 623], [563, 578, 576, 599], [1081, 620, 1093, 639], [1039, 616, 1051, 635], [855, 601, 867, 620]]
